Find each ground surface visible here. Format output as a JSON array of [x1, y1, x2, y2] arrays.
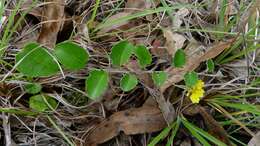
[[0, 0, 259, 146]]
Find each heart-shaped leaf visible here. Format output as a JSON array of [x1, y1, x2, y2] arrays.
[[110, 40, 134, 66], [25, 83, 42, 94], [86, 69, 109, 100], [134, 45, 152, 68], [54, 41, 89, 70], [206, 59, 215, 73], [184, 71, 198, 88], [16, 42, 59, 77], [172, 49, 186, 68], [152, 71, 168, 87], [120, 73, 138, 92], [29, 94, 57, 112]]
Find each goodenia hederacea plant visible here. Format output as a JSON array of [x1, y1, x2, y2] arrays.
[[184, 71, 198, 88], [16, 42, 60, 77], [16, 41, 89, 77], [24, 83, 42, 94], [85, 69, 109, 100], [54, 41, 89, 70], [172, 49, 186, 68], [29, 94, 57, 112], [206, 59, 215, 73], [120, 73, 138, 92], [133, 45, 152, 68], [110, 40, 134, 66], [152, 71, 168, 87]]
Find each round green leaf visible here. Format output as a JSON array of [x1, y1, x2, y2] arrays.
[[134, 45, 152, 68], [85, 70, 109, 100], [110, 41, 134, 66], [120, 73, 138, 92], [25, 83, 42, 94], [16, 42, 59, 77], [29, 94, 57, 112], [206, 59, 215, 73], [172, 49, 186, 68], [152, 71, 168, 87], [54, 41, 89, 70], [184, 71, 198, 88]]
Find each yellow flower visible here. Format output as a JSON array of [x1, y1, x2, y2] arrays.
[[187, 80, 205, 103]]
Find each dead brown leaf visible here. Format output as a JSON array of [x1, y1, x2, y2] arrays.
[[160, 38, 236, 92], [163, 28, 186, 56], [37, 0, 65, 48], [97, 12, 131, 35], [163, 8, 189, 56], [125, 0, 151, 13], [84, 99, 166, 146], [198, 106, 231, 145]]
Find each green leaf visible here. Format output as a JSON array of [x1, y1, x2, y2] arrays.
[[24, 83, 42, 94], [120, 73, 138, 92], [206, 59, 215, 72], [16, 42, 59, 77], [152, 71, 168, 87], [54, 41, 89, 70], [86, 70, 109, 100], [134, 45, 152, 68], [172, 49, 186, 68], [29, 94, 57, 112], [184, 71, 198, 88], [110, 40, 134, 66]]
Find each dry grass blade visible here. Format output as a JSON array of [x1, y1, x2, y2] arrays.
[[213, 103, 255, 137], [37, 0, 65, 48]]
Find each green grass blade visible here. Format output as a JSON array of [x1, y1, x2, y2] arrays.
[[46, 115, 75, 146], [0, 107, 38, 116], [211, 100, 260, 116], [215, 27, 256, 64], [219, 44, 260, 64], [0, 0, 6, 21], [217, 0, 228, 39], [102, 0, 124, 23], [210, 93, 260, 100], [148, 122, 176, 146], [0, 0, 38, 57], [182, 118, 227, 146], [182, 119, 211, 146], [166, 117, 181, 146], [0, 0, 23, 55], [88, 0, 101, 25], [94, 4, 192, 31]]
